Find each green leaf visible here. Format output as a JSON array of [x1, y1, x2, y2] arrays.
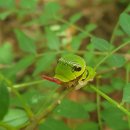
[[0, 81, 9, 120], [14, 29, 36, 54], [91, 37, 113, 51], [39, 118, 70, 130], [69, 13, 83, 23], [0, 42, 13, 64], [3, 109, 28, 127], [0, 0, 15, 8], [76, 122, 98, 130], [45, 28, 60, 50], [20, 0, 38, 9], [119, 13, 130, 35], [8, 55, 35, 77], [102, 104, 128, 130], [122, 83, 130, 103], [33, 53, 56, 75], [38, 2, 61, 25], [54, 99, 89, 119], [83, 102, 96, 112], [85, 23, 97, 33], [107, 54, 126, 68], [0, 11, 12, 20], [71, 35, 82, 51]]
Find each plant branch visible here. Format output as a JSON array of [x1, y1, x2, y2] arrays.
[[95, 40, 130, 70], [90, 85, 130, 116]]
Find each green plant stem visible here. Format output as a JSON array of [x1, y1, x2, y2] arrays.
[[90, 85, 130, 116], [96, 78, 102, 130], [95, 40, 130, 70], [13, 80, 44, 89]]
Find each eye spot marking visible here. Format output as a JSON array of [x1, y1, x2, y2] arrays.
[[73, 66, 81, 71]]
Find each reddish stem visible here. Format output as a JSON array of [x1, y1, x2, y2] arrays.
[[41, 75, 62, 85]]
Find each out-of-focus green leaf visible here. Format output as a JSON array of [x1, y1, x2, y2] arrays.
[[83, 102, 96, 112], [3, 109, 28, 127], [69, 12, 83, 23], [45, 28, 60, 50], [107, 54, 126, 68], [0, 81, 9, 120], [102, 103, 128, 130], [85, 23, 97, 33], [54, 99, 89, 119], [76, 122, 98, 130], [0, 11, 12, 20], [39, 118, 70, 130], [119, 13, 130, 35], [33, 53, 56, 76], [0, 0, 15, 8], [8, 55, 35, 77], [122, 83, 130, 103], [71, 35, 82, 51], [38, 2, 61, 25], [14, 29, 36, 54], [111, 78, 125, 90], [0, 42, 13, 64], [20, 0, 38, 9], [91, 37, 113, 51]]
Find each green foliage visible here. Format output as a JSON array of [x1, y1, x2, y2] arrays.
[[76, 122, 98, 130], [107, 54, 126, 67], [119, 13, 130, 35], [0, 81, 9, 120], [3, 109, 28, 127], [39, 118, 70, 130], [91, 37, 113, 51], [55, 99, 89, 118], [0, 43, 13, 64], [102, 102, 129, 130], [0, 1, 130, 130], [122, 83, 130, 103], [14, 29, 36, 54], [33, 53, 56, 75]]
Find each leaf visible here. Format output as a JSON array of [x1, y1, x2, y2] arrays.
[[0, 0, 15, 8], [76, 122, 98, 130], [107, 54, 126, 68], [0, 11, 11, 20], [0, 42, 13, 64], [119, 13, 130, 35], [122, 83, 130, 103], [70, 35, 82, 51], [14, 29, 36, 54], [83, 102, 96, 112], [69, 13, 83, 23], [0, 81, 10, 120], [19, 0, 38, 9], [33, 53, 56, 76], [45, 28, 60, 50], [39, 118, 70, 130], [38, 2, 61, 25], [85, 23, 97, 33], [91, 37, 113, 51], [3, 109, 28, 127], [8, 55, 35, 77], [54, 99, 89, 119], [102, 104, 128, 130]]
